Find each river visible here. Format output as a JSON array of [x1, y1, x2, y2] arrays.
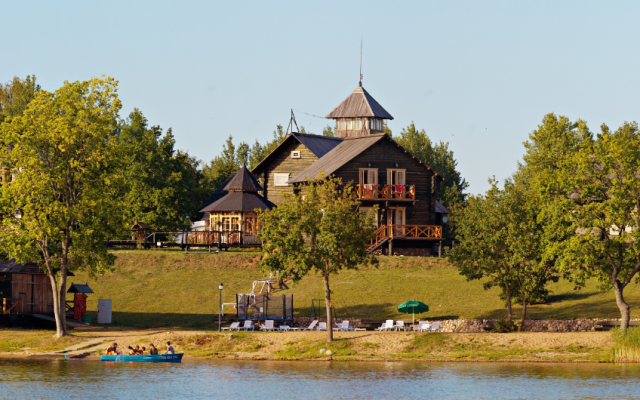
[[1, 359, 639, 399]]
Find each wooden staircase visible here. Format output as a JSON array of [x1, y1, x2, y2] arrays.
[[367, 236, 389, 254]]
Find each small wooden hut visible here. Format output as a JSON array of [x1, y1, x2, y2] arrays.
[[0, 260, 56, 315], [199, 164, 275, 245]]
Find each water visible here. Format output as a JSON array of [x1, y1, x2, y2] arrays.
[[1, 359, 640, 399]]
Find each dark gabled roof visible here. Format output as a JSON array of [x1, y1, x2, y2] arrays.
[[251, 133, 343, 174], [201, 172, 237, 211], [435, 200, 451, 214], [131, 221, 150, 230], [289, 134, 387, 183], [325, 85, 394, 120], [224, 164, 263, 192], [292, 133, 343, 158], [200, 191, 275, 213], [0, 259, 42, 274], [68, 283, 94, 294], [289, 133, 445, 184]]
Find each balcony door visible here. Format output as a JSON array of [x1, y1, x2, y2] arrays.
[[388, 207, 406, 237], [387, 169, 405, 185], [359, 169, 378, 199]]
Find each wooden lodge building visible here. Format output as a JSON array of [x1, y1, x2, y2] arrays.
[[199, 83, 450, 256]]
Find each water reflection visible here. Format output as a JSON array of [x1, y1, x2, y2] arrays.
[[1, 359, 640, 399]]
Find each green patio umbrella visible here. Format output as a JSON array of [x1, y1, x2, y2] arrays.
[[397, 301, 429, 326]]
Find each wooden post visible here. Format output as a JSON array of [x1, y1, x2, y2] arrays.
[[388, 239, 393, 256], [438, 240, 442, 257]]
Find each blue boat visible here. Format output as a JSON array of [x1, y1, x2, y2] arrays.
[[100, 353, 184, 363]]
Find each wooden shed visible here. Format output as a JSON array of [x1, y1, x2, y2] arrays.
[[0, 259, 57, 315]]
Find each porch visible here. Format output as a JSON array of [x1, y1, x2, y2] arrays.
[[355, 184, 416, 201], [366, 224, 443, 255]]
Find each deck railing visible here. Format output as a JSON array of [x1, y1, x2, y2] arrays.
[[367, 224, 442, 246], [356, 184, 415, 200]]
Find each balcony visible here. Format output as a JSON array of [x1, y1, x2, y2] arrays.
[[356, 184, 415, 200], [367, 224, 442, 247]]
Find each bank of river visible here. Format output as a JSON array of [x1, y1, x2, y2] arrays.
[[1, 359, 640, 399], [0, 329, 615, 362]]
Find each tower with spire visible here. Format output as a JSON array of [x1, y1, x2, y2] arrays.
[[325, 83, 394, 138]]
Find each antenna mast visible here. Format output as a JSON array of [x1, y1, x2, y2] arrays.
[[359, 40, 363, 87]]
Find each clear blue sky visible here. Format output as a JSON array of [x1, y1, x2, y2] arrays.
[[3, 1, 639, 194]]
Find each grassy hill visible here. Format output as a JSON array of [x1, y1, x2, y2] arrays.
[[67, 250, 640, 329]]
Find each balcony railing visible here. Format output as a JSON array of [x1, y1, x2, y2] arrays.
[[367, 224, 442, 246], [356, 184, 415, 200]]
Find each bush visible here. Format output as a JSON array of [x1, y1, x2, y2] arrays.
[[492, 318, 515, 333]]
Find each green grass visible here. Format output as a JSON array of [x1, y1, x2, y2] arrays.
[[611, 328, 640, 362], [0, 329, 83, 353], [65, 250, 640, 329]]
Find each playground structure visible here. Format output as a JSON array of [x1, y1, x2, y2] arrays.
[[309, 299, 337, 322], [236, 293, 293, 322]]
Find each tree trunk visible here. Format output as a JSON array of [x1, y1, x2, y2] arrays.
[[323, 274, 333, 342], [614, 281, 630, 331], [48, 273, 68, 338], [519, 297, 527, 332], [506, 290, 513, 323]]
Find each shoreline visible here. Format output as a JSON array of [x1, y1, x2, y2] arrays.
[[0, 329, 616, 363]]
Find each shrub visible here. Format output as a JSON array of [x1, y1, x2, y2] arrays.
[[612, 327, 640, 363], [492, 318, 515, 333]]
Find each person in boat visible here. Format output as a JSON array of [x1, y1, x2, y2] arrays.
[[164, 341, 175, 355], [149, 344, 158, 355], [128, 346, 137, 355], [105, 342, 119, 355], [141, 346, 147, 354], [134, 345, 143, 355]]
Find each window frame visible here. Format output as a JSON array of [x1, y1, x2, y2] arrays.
[[273, 173, 291, 187]]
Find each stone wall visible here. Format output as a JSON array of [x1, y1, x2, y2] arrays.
[[289, 317, 638, 332]]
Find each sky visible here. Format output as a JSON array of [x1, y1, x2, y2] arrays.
[[3, 1, 640, 194]]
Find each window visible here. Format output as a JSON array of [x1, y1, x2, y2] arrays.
[[347, 119, 353, 130], [388, 207, 406, 227], [359, 169, 378, 185], [291, 151, 301, 159], [355, 119, 361, 129], [340, 120, 346, 130], [274, 173, 290, 187], [387, 169, 405, 185]]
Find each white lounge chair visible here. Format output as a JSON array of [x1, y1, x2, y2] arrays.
[[241, 320, 254, 331], [385, 320, 394, 331], [298, 320, 318, 331], [393, 320, 405, 331], [413, 321, 430, 332], [334, 321, 352, 331], [222, 322, 240, 331], [317, 322, 327, 331], [376, 322, 387, 331], [260, 320, 275, 331], [431, 321, 441, 332]]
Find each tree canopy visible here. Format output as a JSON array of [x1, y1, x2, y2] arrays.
[[258, 174, 377, 341], [0, 75, 40, 125], [0, 77, 125, 337]]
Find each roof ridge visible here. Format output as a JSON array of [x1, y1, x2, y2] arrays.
[[293, 132, 343, 140]]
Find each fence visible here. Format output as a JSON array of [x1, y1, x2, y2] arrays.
[[236, 294, 293, 321]]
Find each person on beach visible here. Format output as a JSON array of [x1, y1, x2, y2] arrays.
[[164, 341, 175, 355], [149, 344, 158, 355]]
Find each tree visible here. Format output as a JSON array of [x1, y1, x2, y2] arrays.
[[541, 121, 640, 330], [0, 77, 125, 337], [0, 75, 40, 124], [258, 175, 377, 341], [450, 178, 558, 326], [322, 125, 335, 137], [394, 123, 468, 209], [117, 109, 205, 231], [202, 135, 242, 196]]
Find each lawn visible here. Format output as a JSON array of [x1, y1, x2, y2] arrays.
[[65, 249, 640, 329]]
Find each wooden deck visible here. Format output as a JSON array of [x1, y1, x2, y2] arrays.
[[356, 184, 416, 200], [367, 224, 442, 247]]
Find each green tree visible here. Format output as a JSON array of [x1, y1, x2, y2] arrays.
[[0, 77, 125, 337], [258, 175, 377, 341], [117, 109, 205, 231], [322, 125, 335, 137], [202, 135, 242, 196], [541, 122, 640, 330], [0, 75, 40, 124], [450, 178, 557, 326], [247, 125, 287, 169], [394, 123, 468, 209]]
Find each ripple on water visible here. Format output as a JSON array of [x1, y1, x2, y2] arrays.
[[1, 359, 640, 400]]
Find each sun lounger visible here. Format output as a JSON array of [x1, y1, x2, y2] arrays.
[[413, 321, 430, 332], [334, 320, 352, 331], [393, 320, 405, 331], [317, 322, 327, 331], [241, 320, 254, 331], [295, 320, 318, 331], [222, 322, 240, 331], [431, 321, 441, 332], [260, 320, 275, 331]]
